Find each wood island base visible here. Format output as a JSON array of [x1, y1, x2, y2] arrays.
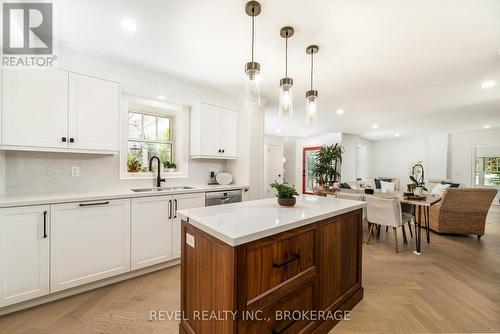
[[180, 209, 364, 334]]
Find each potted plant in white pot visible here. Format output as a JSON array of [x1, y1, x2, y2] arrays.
[[270, 182, 299, 207], [164, 161, 177, 173]]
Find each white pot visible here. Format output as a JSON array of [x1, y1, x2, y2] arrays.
[[414, 187, 423, 196], [166, 168, 176, 173]]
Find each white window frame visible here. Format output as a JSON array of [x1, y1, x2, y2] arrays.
[[120, 94, 190, 180]]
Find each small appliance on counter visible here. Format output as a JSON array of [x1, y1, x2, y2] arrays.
[[207, 171, 233, 185]]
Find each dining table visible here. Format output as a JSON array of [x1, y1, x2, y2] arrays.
[[334, 189, 442, 254]]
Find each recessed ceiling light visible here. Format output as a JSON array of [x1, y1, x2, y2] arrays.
[[483, 125, 491, 129], [395, 133, 400, 137], [481, 80, 496, 89], [121, 18, 137, 32], [372, 124, 379, 129], [336, 109, 344, 115], [158, 95, 166, 100]]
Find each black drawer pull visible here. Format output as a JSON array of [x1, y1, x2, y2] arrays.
[[272, 320, 298, 334], [272, 253, 301, 268], [61, 137, 67, 142], [69, 137, 75, 143], [43, 211, 48, 238], [79, 201, 110, 207]]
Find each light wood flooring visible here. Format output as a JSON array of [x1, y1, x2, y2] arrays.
[[1, 206, 499, 334]]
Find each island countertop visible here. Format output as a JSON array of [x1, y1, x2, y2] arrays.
[[177, 195, 366, 246]]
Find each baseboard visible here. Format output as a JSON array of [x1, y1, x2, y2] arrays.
[[0, 258, 180, 316]]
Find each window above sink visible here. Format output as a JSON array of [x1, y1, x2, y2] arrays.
[[120, 95, 190, 180]]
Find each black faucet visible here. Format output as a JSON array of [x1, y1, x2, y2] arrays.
[[149, 156, 165, 187]]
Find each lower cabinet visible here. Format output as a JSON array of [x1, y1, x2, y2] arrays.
[[50, 199, 131, 293], [131, 193, 204, 270], [0, 206, 50, 307]]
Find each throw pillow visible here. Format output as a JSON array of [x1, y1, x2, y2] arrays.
[[431, 183, 450, 196], [374, 178, 381, 189], [339, 182, 352, 189], [441, 181, 460, 188], [380, 180, 395, 192]]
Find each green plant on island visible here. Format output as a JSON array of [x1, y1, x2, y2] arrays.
[[270, 182, 299, 199]]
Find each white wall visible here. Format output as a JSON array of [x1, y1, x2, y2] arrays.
[[340, 134, 373, 182], [371, 136, 428, 185], [2, 44, 239, 194], [283, 138, 296, 186]]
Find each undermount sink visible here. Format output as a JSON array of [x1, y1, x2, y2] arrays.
[[131, 186, 195, 193]]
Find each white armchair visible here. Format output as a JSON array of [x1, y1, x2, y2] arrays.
[[365, 196, 413, 253]]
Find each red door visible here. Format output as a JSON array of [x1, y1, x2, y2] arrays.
[[302, 146, 321, 194]]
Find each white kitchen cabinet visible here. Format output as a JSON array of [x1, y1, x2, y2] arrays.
[[171, 193, 205, 258], [0, 206, 50, 307], [131, 193, 205, 269], [50, 199, 130, 292], [68, 73, 120, 151], [2, 69, 69, 149], [131, 196, 173, 270], [190, 103, 238, 159], [1, 69, 119, 154]]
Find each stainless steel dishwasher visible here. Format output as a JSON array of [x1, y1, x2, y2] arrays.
[[205, 189, 242, 206]]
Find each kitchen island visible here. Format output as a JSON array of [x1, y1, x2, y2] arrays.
[[178, 195, 366, 334]]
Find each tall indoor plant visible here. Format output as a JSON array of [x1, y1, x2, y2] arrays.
[[312, 144, 344, 190]]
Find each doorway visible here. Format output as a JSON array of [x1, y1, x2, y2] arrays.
[[264, 143, 284, 198], [302, 146, 321, 194]]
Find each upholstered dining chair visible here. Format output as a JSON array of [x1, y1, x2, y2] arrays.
[[335, 192, 367, 222], [365, 196, 413, 253]]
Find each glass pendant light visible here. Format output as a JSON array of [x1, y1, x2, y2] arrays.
[[244, 1, 262, 107], [305, 45, 319, 123], [279, 26, 294, 117]]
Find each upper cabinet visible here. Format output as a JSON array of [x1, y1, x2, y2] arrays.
[[190, 103, 238, 159], [68, 73, 119, 151], [2, 69, 69, 149], [1, 69, 120, 154]]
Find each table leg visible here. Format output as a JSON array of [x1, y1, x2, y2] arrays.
[[414, 205, 421, 254], [425, 206, 430, 243]]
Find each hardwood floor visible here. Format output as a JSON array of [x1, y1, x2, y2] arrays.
[[1, 206, 499, 334]]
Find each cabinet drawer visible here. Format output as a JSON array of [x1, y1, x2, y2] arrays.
[[239, 281, 315, 334], [243, 226, 316, 303]]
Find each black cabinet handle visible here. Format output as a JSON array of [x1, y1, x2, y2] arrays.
[[69, 138, 74, 143], [61, 137, 67, 142], [79, 201, 110, 207], [218, 149, 222, 153], [222, 149, 225, 153], [43, 211, 48, 238], [272, 320, 298, 334], [169, 200, 172, 219], [272, 253, 301, 268], [174, 199, 178, 218]]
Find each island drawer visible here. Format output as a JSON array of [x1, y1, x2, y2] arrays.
[[238, 280, 316, 334], [239, 225, 317, 304]]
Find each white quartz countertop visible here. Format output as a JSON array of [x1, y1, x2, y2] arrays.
[[178, 195, 366, 246], [0, 184, 248, 208]]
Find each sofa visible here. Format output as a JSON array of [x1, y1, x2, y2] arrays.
[[429, 188, 497, 238], [347, 177, 401, 191]]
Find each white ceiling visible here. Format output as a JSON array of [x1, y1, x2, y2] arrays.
[[55, 0, 500, 139]]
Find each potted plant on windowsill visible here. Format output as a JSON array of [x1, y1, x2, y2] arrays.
[[127, 155, 142, 173], [270, 182, 299, 207], [164, 161, 177, 173]]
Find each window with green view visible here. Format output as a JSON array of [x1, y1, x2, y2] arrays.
[[127, 111, 174, 172]]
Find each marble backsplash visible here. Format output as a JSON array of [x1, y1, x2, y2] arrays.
[[5, 151, 226, 194]]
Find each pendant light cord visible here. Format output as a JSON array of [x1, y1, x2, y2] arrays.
[[310, 52, 314, 90], [251, 10, 255, 62], [285, 34, 288, 78]]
